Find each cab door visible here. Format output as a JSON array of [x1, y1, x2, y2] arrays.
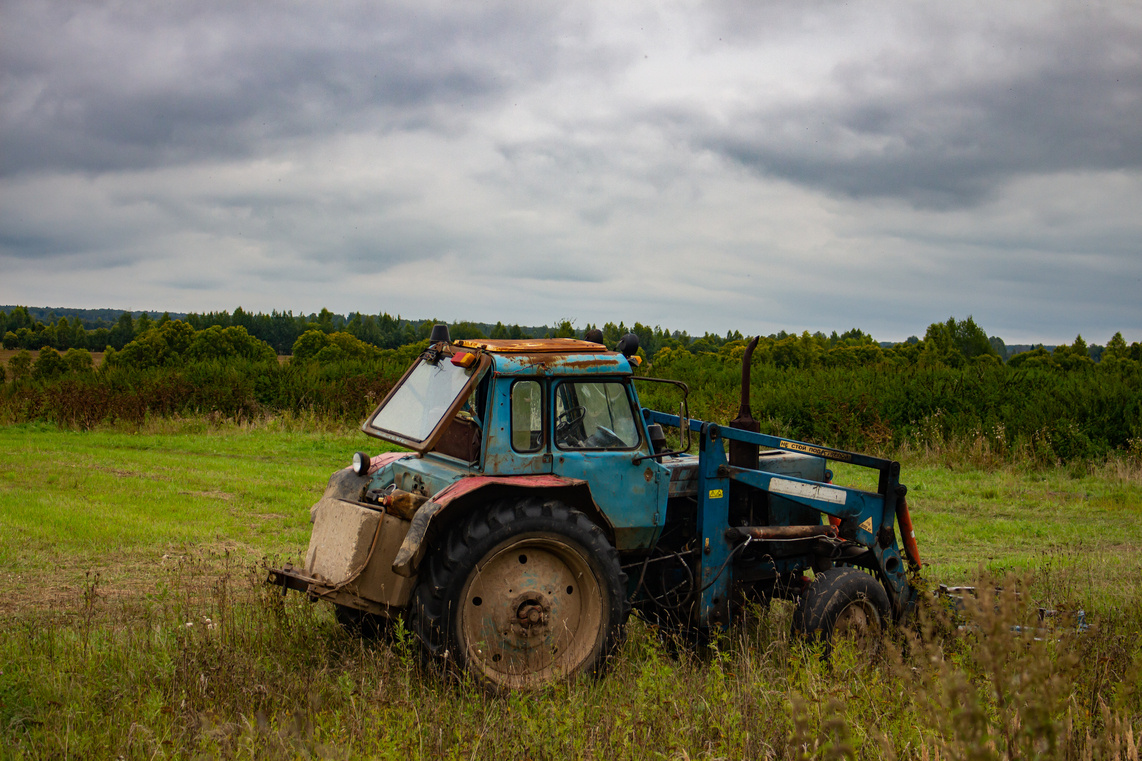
[[550, 378, 667, 550], [482, 376, 553, 475]]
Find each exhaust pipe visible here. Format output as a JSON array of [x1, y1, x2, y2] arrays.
[[728, 336, 760, 468]]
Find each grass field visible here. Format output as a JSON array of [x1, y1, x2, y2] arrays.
[[2, 420, 1140, 759]]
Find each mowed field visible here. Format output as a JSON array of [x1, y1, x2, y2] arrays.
[[0, 420, 370, 613], [2, 420, 1141, 759]]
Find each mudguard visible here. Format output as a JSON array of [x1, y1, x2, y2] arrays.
[[390, 474, 597, 577]]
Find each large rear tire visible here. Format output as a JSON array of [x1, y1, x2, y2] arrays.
[[793, 567, 890, 654], [413, 497, 629, 689]]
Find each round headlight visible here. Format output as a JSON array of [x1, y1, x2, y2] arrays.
[[351, 451, 372, 476]]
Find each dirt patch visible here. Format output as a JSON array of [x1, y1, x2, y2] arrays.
[[179, 489, 236, 501], [91, 463, 174, 482], [0, 541, 287, 618], [93, 465, 137, 478]]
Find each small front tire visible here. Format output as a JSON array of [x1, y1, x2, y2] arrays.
[[793, 567, 890, 654]]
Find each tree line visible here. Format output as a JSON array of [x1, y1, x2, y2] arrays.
[[3, 305, 1139, 366], [1, 305, 579, 356]]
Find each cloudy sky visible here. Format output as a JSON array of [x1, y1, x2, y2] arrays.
[[2, 0, 1140, 344]]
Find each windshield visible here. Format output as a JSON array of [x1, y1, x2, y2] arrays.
[[364, 355, 482, 447]]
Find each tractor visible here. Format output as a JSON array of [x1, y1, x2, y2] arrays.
[[268, 326, 921, 688]]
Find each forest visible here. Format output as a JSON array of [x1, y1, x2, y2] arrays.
[[2, 305, 1140, 465]]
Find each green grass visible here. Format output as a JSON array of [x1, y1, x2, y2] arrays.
[[901, 462, 1142, 606], [0, 418, 397, 606], [828, 456, 1142, 610], [2, 420, 1141, 759]]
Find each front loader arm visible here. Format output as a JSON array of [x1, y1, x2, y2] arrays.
[[644, 411, 917, 620]]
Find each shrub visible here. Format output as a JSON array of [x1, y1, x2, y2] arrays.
[[291, 329, 380, 364], [63, 348, 95, 375], [8, 349, 32, 382], [185, 325, 276, 364], [106, 320, 196, 370], [32, 347, 68, 381]]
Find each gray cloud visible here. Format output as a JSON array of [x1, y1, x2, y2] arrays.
[[690, 4, 1142, 208], [0, 1, 565, 176]]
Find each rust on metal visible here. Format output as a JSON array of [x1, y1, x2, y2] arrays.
[[431, 473, 588, 509], [364, 451, 412, 474], [382, 488, 429, 520], [266, 564, 315, 593], [456, 534, 604, 689], [728, 336, 761, 469], [391, 474, 590, 576], [725, 524, 839, 542], [897, 493, 923, 569], [333, 451, 411, 475], [454, 338, 604, 353]]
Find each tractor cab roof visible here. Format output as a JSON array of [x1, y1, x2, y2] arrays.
[[453, 338, 632, 376], [454, 338, 604, 353]]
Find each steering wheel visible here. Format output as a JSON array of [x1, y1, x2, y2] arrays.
[[588, 425, 625, 448], [555, 405, 586, 439]]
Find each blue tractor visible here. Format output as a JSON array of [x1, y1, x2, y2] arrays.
[[268, 326, 921, 689]]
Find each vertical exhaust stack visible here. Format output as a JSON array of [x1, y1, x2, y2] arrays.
[[728, 336, 760, 468]]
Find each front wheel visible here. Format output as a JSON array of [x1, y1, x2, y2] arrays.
[[413, 497, 629, 689], [792, 567, 890, 655]]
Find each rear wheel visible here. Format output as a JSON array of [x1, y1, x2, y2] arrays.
[[793, 567, 890, 654], [413, 497, 629, 689]]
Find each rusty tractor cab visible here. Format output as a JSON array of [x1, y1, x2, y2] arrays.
[[269, 325, 921, 689]]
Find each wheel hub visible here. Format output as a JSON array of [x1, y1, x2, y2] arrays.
[[457, 535, 604, 688], [512, 597, 550, 636]]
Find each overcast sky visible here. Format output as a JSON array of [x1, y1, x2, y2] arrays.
[[2, 1, 1140, 344]]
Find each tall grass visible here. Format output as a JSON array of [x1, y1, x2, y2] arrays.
[[3, 559, 1138, 759]]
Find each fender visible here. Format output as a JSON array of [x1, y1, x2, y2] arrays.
[[391, 474, 606, 577]]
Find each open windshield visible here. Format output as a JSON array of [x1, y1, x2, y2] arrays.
[[363, 353, 483, 449]]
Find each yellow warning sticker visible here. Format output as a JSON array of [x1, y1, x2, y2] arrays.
[[779, 440, 852, 461], [709, 489, 724, 499], [859, 517, 874, 533]]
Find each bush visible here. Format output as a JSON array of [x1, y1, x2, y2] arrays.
[[63, 348, 95, 375], [32, 348, 68, 382], [8, 350, 32, 382], [291, 329, 380, 364], [185, 325, 276, 364], [106, 320, 196, 370]]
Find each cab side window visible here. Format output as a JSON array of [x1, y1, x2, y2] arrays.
[[511, 380, 543, 452], [554, 381, 640, 450]]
